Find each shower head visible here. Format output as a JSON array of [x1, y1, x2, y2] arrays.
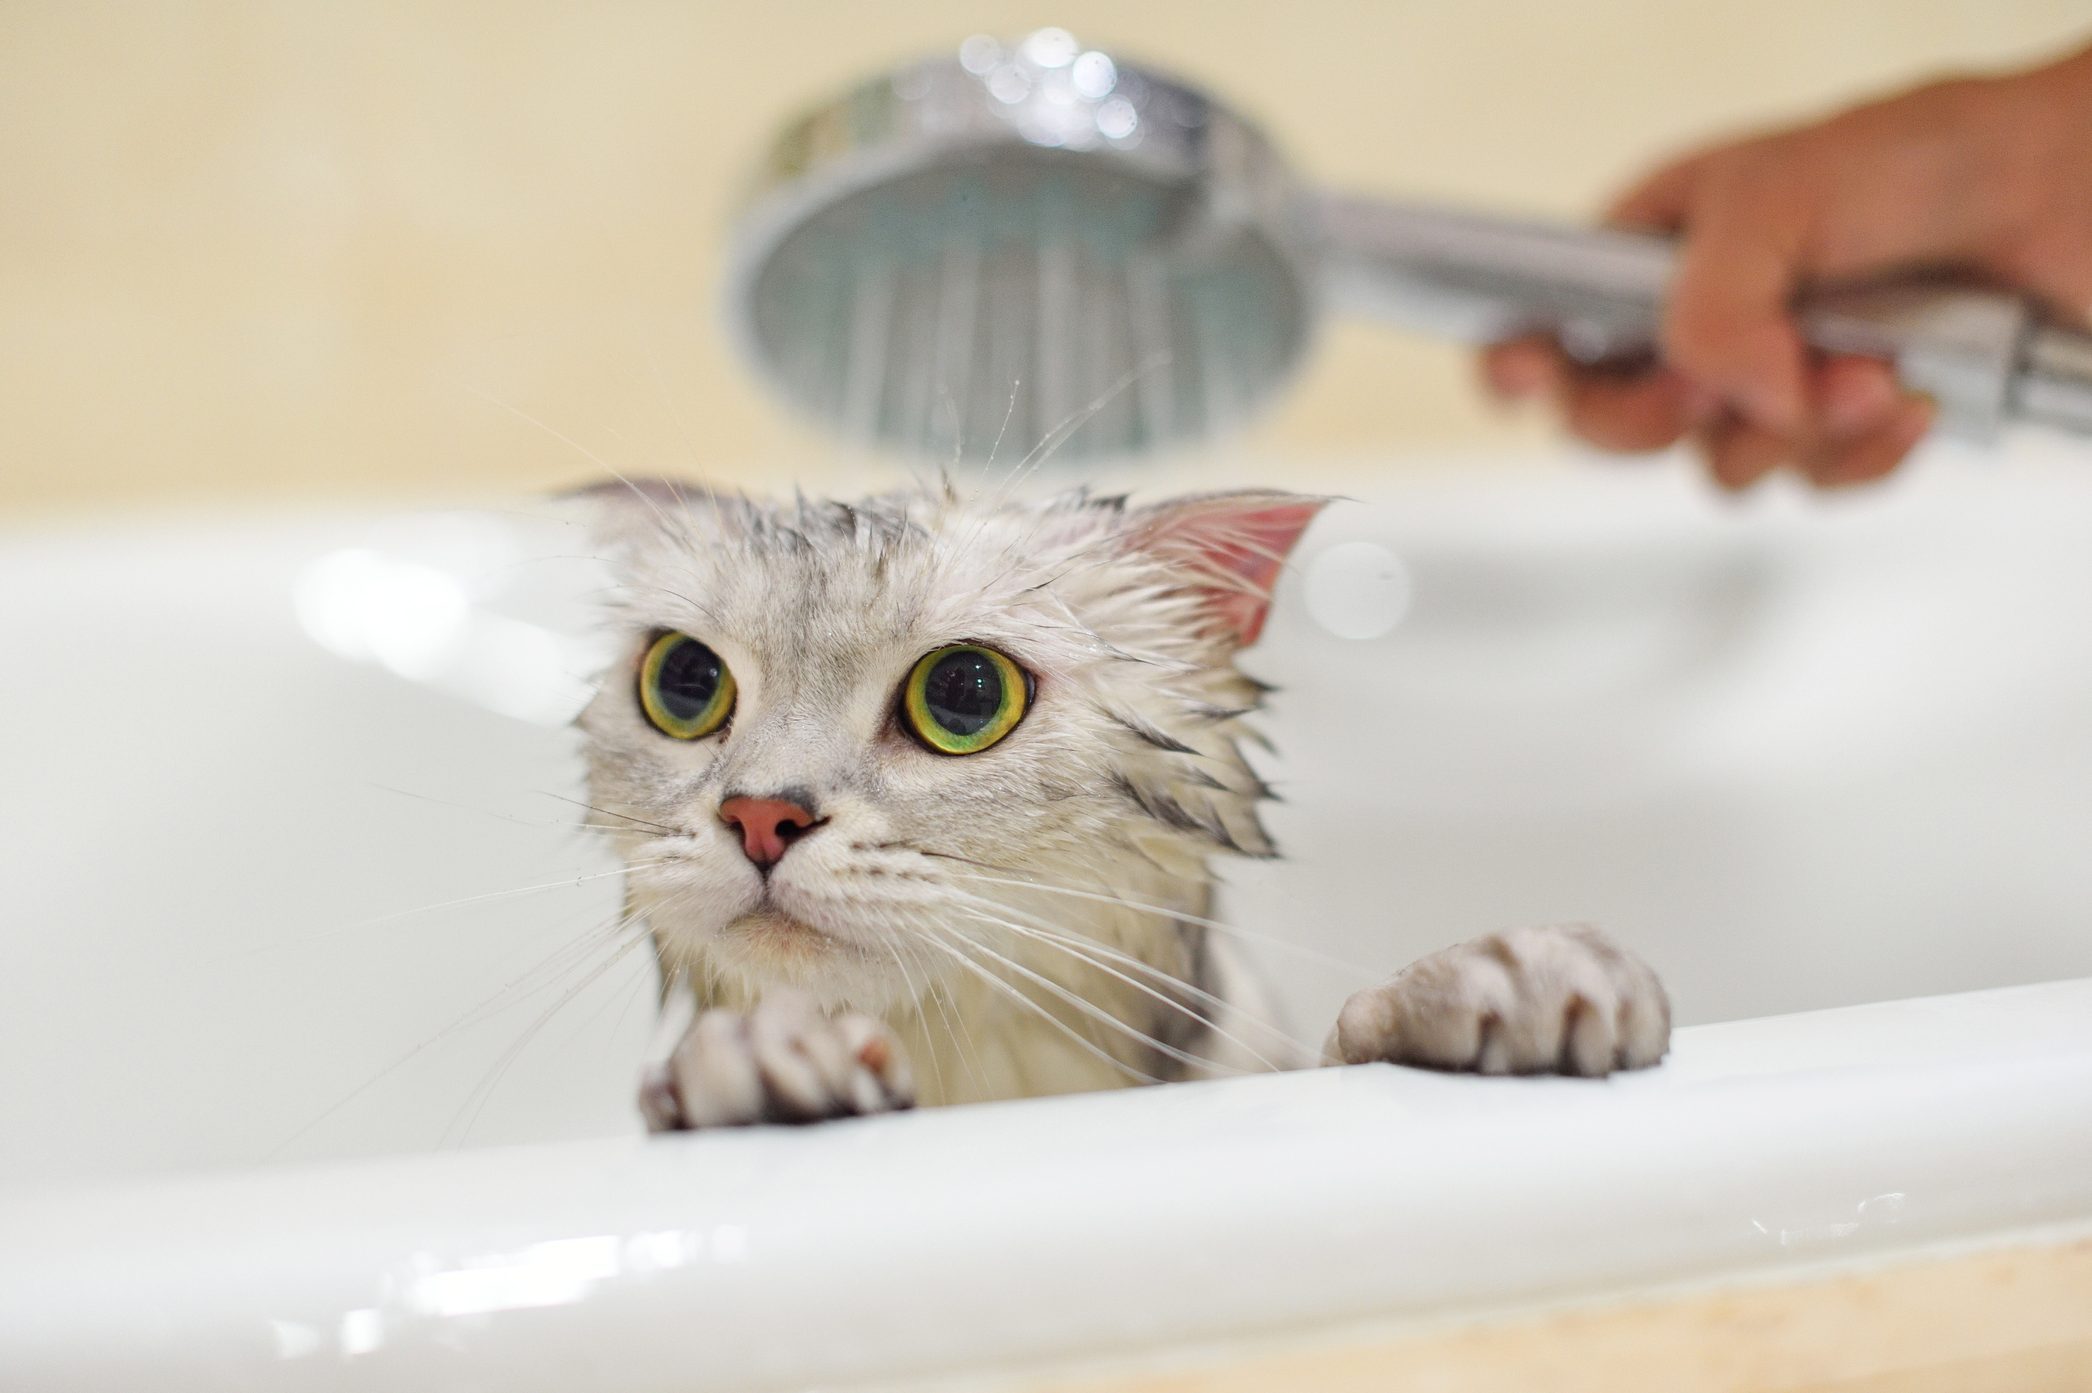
[[726, 29, 1313, 463], [726, 29, 2092, 464]]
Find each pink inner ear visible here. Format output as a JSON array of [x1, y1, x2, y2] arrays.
[[1142, 498, 1325, 647]]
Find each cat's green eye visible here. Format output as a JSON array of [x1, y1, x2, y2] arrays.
[[901, 644, 1031, 755], [639, 632, 736, 740]]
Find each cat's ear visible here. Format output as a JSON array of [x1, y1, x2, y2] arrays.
[[556, 476, 725, 551], [1124, 491, 1328, 648]]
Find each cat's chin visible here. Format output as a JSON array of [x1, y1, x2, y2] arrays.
[[724, 909, 860, 959], [697, 909, 898, 1008]]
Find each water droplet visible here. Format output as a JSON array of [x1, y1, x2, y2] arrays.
[[987, 64, 1031, 105], [1096, 96, 1138, 141], [959, 35, 1001, 76], [1072, 51, 1117, 99], [1304, 541, 1414, 640], [1022, 27, 1078, 69]]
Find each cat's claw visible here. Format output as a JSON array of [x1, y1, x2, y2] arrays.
[[1327, 922, 1670, 1077], [640, 990, 916, 1131]]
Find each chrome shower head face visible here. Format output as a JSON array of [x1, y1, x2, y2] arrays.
[[727, 31, 1316, 464]]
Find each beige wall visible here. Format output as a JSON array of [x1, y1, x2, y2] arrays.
[[3, 1, 2087, 513]]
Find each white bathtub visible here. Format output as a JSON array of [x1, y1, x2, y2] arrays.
[[4, 445, 2092, 1389]]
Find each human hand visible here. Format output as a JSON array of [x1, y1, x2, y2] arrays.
[[1484, 44, 2092, 490]]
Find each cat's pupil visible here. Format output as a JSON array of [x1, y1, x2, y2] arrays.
[[656, 638, 723, 720], [924, 650, 1003, 736]]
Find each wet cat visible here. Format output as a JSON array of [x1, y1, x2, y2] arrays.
[[572, 480, 1670, 1128]]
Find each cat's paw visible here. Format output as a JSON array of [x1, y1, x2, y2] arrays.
[[1327, 923, 1670, 1077], [639, 990, 916, 1131]]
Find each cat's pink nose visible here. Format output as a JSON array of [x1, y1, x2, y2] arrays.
[[719, 795, 821, 869]]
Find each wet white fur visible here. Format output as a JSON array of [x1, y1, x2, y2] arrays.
[[578, 482, 1312, 1104]]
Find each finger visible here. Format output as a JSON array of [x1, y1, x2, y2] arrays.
[[1660, 165, 1814, 434], [1697, 414, 1794, 492], [1988, 233, 2092, 333], [1480, 336, 1563, 402], [1605, 149, 1713, 231], [1807, 396, 1936, 489], [1481, 333, 1703, 453], [1557, 367, 1706, 452], [1813, 354, 1902, 439]]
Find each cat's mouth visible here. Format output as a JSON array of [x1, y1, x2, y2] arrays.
[[723, 908, 864, 961]]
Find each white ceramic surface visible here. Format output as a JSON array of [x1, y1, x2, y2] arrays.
[[3, 980, 2091, 1391], [5, 444, 2092, 1387]]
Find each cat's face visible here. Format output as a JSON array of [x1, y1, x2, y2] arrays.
[[576, 483, 1320, 1008]]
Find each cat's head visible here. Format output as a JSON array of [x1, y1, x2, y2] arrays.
[[574, 480, 1323, 1007]]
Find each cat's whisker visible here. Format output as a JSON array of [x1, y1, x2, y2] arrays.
[[618, 579, 725, 629], [949, 905, 1294, 1074], [985, 377, 1020, 468], [460, 382, 638, 496], [445, 909, 648, 1040], [941, 376, 1063, 574], [936, 915, 1250, 1079], [193, 861, 663, 970], [940, 887, 1313, 1066], [369, 782, 679, 842], [444, 926, 654, 1148], [435, 904, 656, 1130], [969, 358, 1159, 551], [550, 917, 665, 1053], [608, 946, 662, 1042], [917, 947, 986, 1097], [354, 862, 664, 930], [641, 344, 706, 476], [901, 921, 992, 1098], [860, 904, 985, 1099], [879, 938, 946, 1103], [934, 862, 1376, 978], [369, 782, 573, 829], [1004, 354, 1166, 496], [271, 906, 646, 1155], [537, 791, 683, 837], [913, 927, 1165, 1087]]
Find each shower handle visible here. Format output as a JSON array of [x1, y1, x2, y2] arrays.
[[1314, 194, 2092, 443]]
